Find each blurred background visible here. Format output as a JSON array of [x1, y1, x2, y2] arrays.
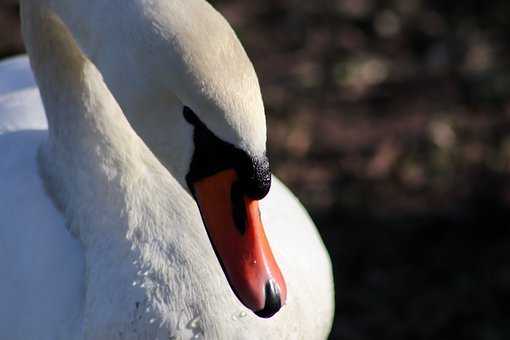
[[2, 0, 510, 339]]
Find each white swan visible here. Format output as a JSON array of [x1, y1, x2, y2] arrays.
[[0, 1, 334, 339]]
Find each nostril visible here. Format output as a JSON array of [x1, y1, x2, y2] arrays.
[[254, 279, 282, 318]]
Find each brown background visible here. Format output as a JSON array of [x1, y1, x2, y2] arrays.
[[2, 1, 510, 339]]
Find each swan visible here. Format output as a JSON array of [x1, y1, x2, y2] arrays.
[[0, 0, 334, 339]]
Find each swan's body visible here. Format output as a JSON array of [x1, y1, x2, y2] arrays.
[[0, 0, 334, 338], [0, 57, 84, 338]]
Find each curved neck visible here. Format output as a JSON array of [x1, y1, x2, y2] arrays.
[[23, 0, 194, 186], [21, 4, 131, 161], [21, 4, 162, 239]]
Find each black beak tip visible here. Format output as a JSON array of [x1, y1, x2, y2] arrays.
[[254, 279, 282, 318]]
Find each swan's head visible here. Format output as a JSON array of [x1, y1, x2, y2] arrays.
[[181, 106, 285, 319], [109, 0, 287, 318]]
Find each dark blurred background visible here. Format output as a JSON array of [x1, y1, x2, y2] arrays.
[[2, 0, 510, 339]]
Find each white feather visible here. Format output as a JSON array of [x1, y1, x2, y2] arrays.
[[0, 1, 334, 338]]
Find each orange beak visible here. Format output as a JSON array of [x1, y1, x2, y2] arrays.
[[192, 169, 287, 317]]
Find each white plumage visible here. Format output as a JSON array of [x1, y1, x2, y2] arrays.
[[0, 1, 334, 338]]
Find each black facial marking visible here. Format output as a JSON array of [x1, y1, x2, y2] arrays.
[[184, 106, 271, 199]]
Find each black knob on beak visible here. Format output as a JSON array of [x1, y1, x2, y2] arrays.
[[237, 153, 271, 200]]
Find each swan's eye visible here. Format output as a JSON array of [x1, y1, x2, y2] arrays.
[[183, 106, 271, 199]]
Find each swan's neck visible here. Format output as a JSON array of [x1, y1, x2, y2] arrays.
[[21, 5, 222, 336], [22, 0, 197, 246], [22, 5, 135, 232], [22, 5, 133, 172], [21, 0, 195, 187]]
